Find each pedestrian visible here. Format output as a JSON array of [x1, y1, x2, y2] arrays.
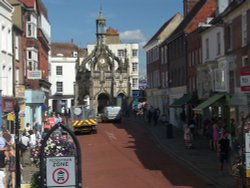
[[184, 123, 193, 149], [20, 132, 29, 165], [7, 145, 16, 188], [213, 119, 220, 152], [218, 131, 231, 174], [188, 118, 196, 139], [2, 129, 12, 147], [55, 113, 62, 124], [0, 168, 7, 188], [153, 108, 160, 126], [28, 130, 37, 149], [0, 132, 7, 169], [147, 106, 153, 123]]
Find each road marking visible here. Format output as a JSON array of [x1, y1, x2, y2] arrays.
[[105, 131, 117, 141]]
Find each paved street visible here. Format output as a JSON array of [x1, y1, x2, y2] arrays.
[[21, 116, 238, 187], [130, 116, 237, 188]]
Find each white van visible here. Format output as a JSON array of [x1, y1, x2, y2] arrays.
[[102, 106, 122, 123]]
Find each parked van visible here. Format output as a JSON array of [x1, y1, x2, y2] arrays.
[[102, 106, 122, 123]]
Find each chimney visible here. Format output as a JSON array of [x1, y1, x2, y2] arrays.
[[183, 0, 200, 17]]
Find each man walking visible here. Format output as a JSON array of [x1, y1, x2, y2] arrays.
[[218, 131, 231, 174]]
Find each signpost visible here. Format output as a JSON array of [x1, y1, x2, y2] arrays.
[[40, 123, 82, 188], [47, 157, 76, 187]]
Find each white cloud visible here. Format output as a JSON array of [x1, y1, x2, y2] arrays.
[[120, 29, 147, 43]]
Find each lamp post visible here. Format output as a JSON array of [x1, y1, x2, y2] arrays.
[[14, 101, 21, 188]]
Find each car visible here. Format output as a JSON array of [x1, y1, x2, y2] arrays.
[[102, 106, 122, 123]]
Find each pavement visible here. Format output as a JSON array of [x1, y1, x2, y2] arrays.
[[130, 116, 239, 188], [20, 116, 240, 188]]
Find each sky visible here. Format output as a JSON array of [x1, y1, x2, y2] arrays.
[[43, 0, 183, 77]]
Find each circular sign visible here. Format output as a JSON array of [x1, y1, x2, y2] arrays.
[[52, 168, 69, 185], [73, 107, 82, 115]]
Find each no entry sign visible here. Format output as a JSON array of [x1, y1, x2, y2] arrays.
[[47, 157, 76, 187]]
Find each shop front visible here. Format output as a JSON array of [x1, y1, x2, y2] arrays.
[[25, 89, 45, 130]]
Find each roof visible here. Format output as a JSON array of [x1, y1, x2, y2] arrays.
[[51, 42, 87, 57], [18, 0, 35, 8], [143, 12, 183, 49], [167, 0, 216, 42]]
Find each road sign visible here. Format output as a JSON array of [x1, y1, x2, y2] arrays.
[[240, 66, 250, 91], [47, 157, 76, 187]]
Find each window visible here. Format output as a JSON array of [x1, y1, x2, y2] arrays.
[[56, 82, 63, 93], [26, 48, 38, 70], [132, 78, 138, 88], [15, 36, 19, 60], [217, 32, 221, 55], [56, 66, 63, 75], [26, 13, 37, 38], [242, 13, 247, 47], [242, 56, 248, 67], [132, 63, 137, 72], [205, 38, 209, 59], [1, 25, 6, 52], [226, 24, 232, 50], [132, 49, 138, 57], [117, 49, 124, 57]]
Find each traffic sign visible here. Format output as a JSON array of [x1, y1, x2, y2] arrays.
[[47, 157, 76, 187], [240, 66, 250, 91]]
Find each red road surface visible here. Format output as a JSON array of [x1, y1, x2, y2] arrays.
[[77, 118, 211, 188]]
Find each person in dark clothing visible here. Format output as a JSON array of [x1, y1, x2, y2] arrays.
[[218, 131, 231, 174], [153, 108, 160, 126]]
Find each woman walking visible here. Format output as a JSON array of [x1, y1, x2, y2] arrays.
[[184, 123, 193, 149]]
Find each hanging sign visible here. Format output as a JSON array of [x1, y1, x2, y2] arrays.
[[46, 157, 76, 187]]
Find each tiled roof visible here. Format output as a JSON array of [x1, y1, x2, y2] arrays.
[[18, 0, 35, 7], [144, 12, 182, 48], [51, 42, 87, 57], [168, 0, 216, 40]]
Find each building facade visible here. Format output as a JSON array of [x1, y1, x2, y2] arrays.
[[144, 13, 183, 116], [49, 42, 87, 113], [0, 0, 14, 131], [75, 12, 131, 113]]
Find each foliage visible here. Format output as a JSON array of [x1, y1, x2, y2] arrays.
[[31, 132, 76, 167]]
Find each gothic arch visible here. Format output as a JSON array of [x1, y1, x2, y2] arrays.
[[97, 93, 110, 113]]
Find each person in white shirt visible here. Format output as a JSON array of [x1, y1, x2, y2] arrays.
[[0, 169, 7, 188], [20, 133, 30, 165], [28, 130, 37, 149]]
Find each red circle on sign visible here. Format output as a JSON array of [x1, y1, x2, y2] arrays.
[[52, 168, 69, 184]]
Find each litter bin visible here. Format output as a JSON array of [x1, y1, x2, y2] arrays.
[[166, 123, 173, 138]]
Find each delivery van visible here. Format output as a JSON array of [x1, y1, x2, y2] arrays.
[[102, 106, 122, 123]]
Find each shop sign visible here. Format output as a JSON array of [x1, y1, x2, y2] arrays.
[[27, 70, 42, 79], [15, 85, 25, 98], [2, 98, 15, 112]]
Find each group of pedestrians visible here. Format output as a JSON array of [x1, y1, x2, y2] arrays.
[[0, 128, 16, 188], [147, 106, 161, 126]]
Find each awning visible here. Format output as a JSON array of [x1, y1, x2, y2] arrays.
[[170, 94, 192, 108], [193, 93, 226, 114]]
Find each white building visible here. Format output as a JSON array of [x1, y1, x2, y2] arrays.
[[0, 0, 14, 96], [48, 42, 87, 113], [87, 27, 140, 93]]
